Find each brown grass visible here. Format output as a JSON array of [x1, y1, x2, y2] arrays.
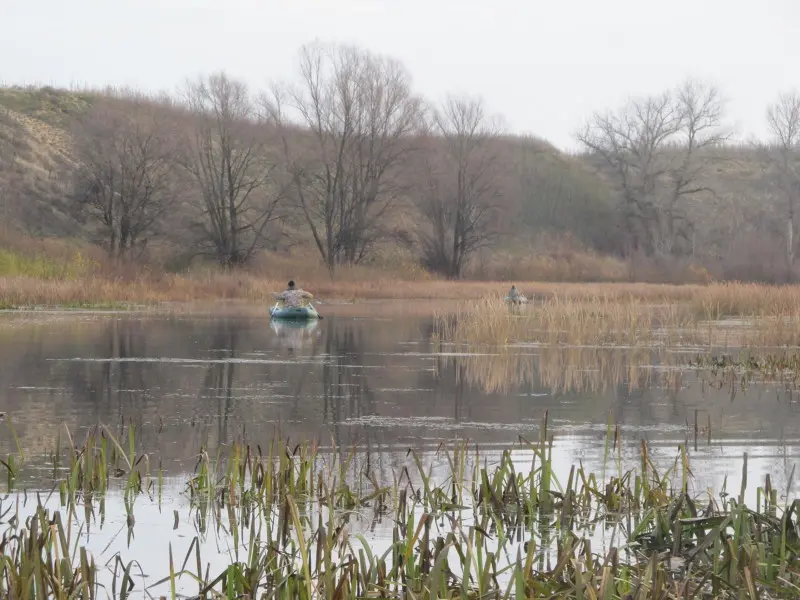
[[690, 282, 800, 318], [0, 236, 707, 308], [435, 295, 698, 347], [0, 273, 712, 308], [3, 265, 800, 317], [435, 284, 800, 350], [1, 230, 800, 317]]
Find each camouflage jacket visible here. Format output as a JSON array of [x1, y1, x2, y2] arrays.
[[274, 289, 314, 308]]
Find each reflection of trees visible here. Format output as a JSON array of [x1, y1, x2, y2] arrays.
[[62, 318, 158, 430], [108, 319, 151, 429], [427, 346, 679, 434], [428, 356, 468, 423], [200, 319, 238, 446], [6, 313, 800, 489], [321, 319, 377, 449], [455, 362, 466, 422]]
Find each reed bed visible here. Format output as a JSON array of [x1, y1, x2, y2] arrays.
[[436, 296, 699, 348], [3, 227, 800, 311], [1, 418, 800, 599], [436, 288, 800, 352], [5, 264, 800, 319], [0, 275, 705, 308], [691, 283, 800, 320]]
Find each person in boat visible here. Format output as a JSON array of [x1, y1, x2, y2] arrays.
[[274, 280, 314, 308], [505, 284, 527, 305]]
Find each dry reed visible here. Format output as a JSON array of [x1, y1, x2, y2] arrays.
[[437, 295, 698, 347], [4, 240, 800, 316], [437, 284, 800, 351], [0, 274, 702, 308]]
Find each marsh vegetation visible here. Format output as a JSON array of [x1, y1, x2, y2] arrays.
[[3, 415, 800, 599]]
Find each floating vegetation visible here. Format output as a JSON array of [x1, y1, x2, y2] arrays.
[[689, 352, 800, 388], [1, 415, 800, 598]]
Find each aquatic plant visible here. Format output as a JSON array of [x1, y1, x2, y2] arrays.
[[2, 415, 800, 598], [436, 288, 800, 350], [5, 262, 800, 311], [435, 295, 699, 348]]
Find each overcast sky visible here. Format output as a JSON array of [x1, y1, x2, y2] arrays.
[[2, 0, 799, 150]]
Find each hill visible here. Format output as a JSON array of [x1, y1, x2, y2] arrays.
[[0, 86, 619, 272], [0, 87, 91, 237], [0, 84, 789, 283]]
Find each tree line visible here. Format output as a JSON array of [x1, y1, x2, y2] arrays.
[[67, 42, 800, 281], [71, 43, 506, 278]]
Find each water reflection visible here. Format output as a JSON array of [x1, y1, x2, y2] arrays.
[[435, 346, 665, 395], [0, 311, 798, 490], [270, 319, 322, 355], [2, 309, 800, 598]]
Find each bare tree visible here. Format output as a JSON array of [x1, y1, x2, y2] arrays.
[[764, 91, 800, 279], [415, 96, 503, 278], [577, 79, 728, 257], [181, 73, 285, 268], [72, 99, 174, 258], [265, 43, 422, 273]]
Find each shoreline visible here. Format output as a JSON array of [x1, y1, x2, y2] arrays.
[[0, 276, 796, 324], [0, 274, 710, 309]]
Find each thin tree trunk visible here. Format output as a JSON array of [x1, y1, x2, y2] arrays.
[[788, 215, 795, 282]]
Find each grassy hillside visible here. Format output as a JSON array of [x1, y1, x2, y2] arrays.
[[0, 86, 623, 266], [0, 84, 783, 284], [0, 87, 90, 237]]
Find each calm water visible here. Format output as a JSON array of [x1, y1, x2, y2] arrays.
[[1, 305, 799, 593]]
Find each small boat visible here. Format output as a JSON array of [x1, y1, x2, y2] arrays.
[[504, 293, 528, 305], [269, 302, 320, 320], [504, 285, 528, 306], [270, 319, 320, 333]]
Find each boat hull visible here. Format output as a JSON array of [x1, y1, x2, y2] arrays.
[[269, 304, 320, 320]]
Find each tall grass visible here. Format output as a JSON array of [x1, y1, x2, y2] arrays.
[[0, 249, 87, 279], [4, 238, 800, 321], [437, 288, 800, 350], [436, 295, 697, 347], [692, 282, 800, 319], [0, 226, 798, 311], [2, 417, 800, 598], [0, 272, 702, 308]]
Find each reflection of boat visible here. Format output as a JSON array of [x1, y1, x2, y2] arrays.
[[269, 319, 320, 335], [270, 318, 321, 352], [269, 303, 320, 320]]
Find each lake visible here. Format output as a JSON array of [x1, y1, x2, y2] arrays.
[[1, 303, 799, 595]]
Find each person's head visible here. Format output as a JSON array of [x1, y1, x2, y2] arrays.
[[288, 280, 295, 289], [511, 284, 516, 289]]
